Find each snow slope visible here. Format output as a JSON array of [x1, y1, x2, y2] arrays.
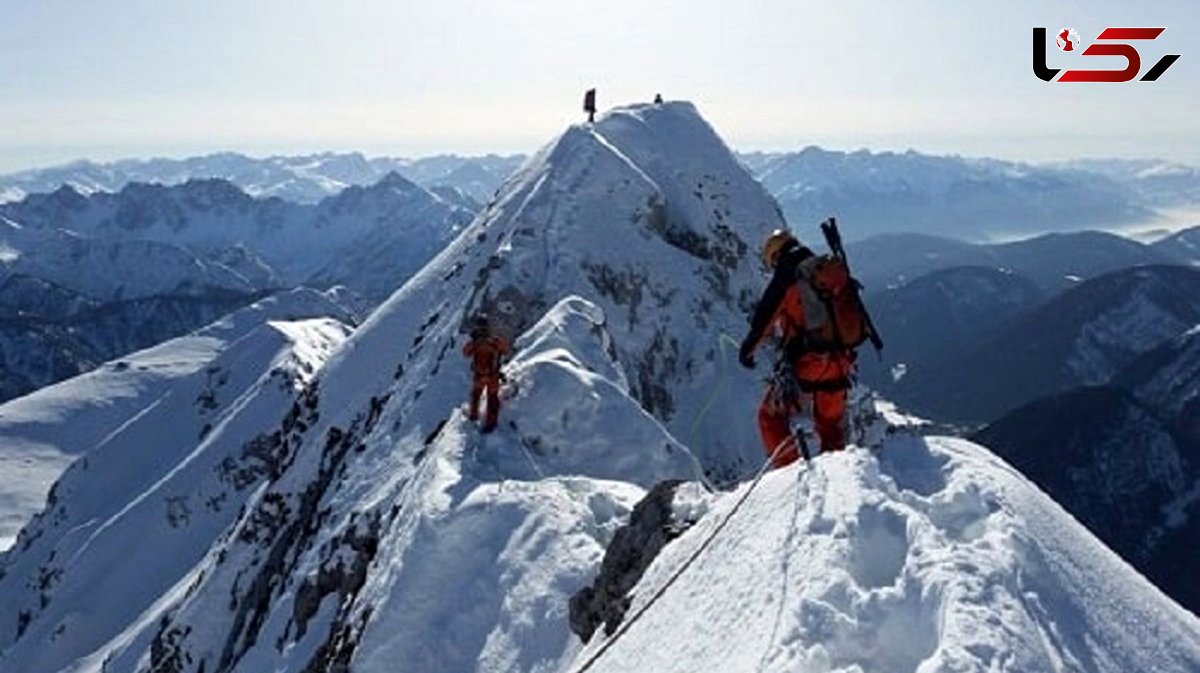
[[0, 319, 351, 673], [976, 383, 1200, 616], [0, 101, 774, 673], [0, 288, 356, 550], [0, 316, 351, 672], [572, 435, 1200, 673], [3, 102, 1196, 673]]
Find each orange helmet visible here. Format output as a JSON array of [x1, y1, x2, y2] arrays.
[[761, 229, 798, 269]]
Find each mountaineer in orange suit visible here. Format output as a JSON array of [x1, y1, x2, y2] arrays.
[[738, 230, 855, 467], [463, 315, 510, 433]]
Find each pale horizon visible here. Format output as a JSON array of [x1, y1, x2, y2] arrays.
[[2, 1, 1196, 173]]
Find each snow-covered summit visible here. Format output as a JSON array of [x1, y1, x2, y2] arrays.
[[434, 101, 783, 472], [3, 102, 1196, 673]]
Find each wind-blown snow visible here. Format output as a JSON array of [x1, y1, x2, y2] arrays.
[[571, 436, 1200, 673]]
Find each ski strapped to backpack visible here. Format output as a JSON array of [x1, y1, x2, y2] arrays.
[[791, 218, 883, 356]]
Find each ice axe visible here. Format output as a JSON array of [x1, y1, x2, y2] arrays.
[[820, 217, 884, 354]]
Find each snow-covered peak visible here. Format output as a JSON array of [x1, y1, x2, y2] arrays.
[[6, 103, 1195, 673], [0, 152, 525, 206], [0, 101, 782, 672], [571, 435, 1200, 673], [0, 171, 475, 301], [324, 101, 783, 478], [0, 223, 258, 301]]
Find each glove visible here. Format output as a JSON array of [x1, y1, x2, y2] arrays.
[[738, 339, 756, 369]]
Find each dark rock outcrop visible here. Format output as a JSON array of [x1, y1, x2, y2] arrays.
[[569, 479, 693, 642]]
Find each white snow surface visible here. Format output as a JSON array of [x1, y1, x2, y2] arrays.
[[0, 288, 355, 550], [2, 103, 1197, 673], [572, 436, 1200, 673], [0, 312, 350, 672]]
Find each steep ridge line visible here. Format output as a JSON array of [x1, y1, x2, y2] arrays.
[[572, 437, 797, 673]]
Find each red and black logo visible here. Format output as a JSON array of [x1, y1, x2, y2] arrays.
[[1034, 27, 1181, 82]]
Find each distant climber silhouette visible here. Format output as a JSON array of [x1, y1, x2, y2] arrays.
[[583, 88, 597, 123]]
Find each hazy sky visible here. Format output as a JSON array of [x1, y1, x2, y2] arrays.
[[0, 0, 1196, 172]]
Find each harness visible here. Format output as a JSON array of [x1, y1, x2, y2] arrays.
[[770, 357, 850, 402]]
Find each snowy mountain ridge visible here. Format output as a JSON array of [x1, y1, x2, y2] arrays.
[[570, 434, 1200, 673], [0, 170, 472, 401], [0, 152, 524, 206], [1, 102, 1197, 673], [0, 172, 475, 302], [0, 288, 358, 551], [741, 147, 1156, 240]]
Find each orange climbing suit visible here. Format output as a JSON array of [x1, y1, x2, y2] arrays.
[[750, 283, 852, 468], [463, 335, 509, 431]]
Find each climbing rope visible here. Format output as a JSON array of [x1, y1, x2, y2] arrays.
[[685, 332, 743, 452], [571, 437, 802, 673], [517, 438, 547, 480]]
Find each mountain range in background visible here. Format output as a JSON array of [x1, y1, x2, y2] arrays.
[[0, 152, 524, 206], [0, 172, 472, 402], [1055, 158, 1200, 207], [0, 172, 475, 302], [851, 252, 1200, 613], [1, 101, 1197, 673], [4, 147, 1200, 242], [3, 142, 1197, 403]]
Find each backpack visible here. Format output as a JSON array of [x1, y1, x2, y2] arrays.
[[794, 255, 865, 350], [793, 219, 883, 353]]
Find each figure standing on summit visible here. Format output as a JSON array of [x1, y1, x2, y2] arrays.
[[463, 315, 509, 433], [583, 88, 596, 123]]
